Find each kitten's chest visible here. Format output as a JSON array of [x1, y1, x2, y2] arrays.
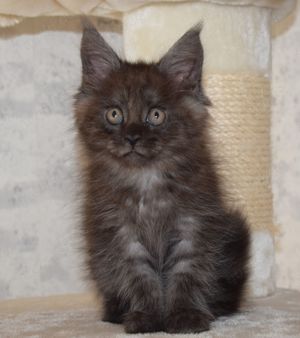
[[124, 170, 174, 255], [130, 169, 172, 223]]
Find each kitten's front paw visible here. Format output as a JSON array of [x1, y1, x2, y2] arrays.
[[166, 309, 211, 333], [124, 311, 162, 333]]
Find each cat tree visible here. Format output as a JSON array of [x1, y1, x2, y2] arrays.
[[0, 0, 295, 298]]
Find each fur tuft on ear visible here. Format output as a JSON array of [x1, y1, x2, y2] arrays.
[[80, 18, 120, 91], [159, 24, 209, 103]]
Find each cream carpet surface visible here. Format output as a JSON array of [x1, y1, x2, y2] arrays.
[[0, 289, 299, 337]]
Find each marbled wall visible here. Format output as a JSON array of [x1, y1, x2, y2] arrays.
[[272, 2, 300, 291], [0, 10, 299, 299], [0, 18, 122, 299]]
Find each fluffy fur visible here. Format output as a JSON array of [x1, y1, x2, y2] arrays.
[[74, 21, 250, 334]]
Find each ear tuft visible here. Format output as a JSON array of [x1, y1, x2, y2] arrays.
[[80, 18, 120, 90], [159, 23, 205, 96]]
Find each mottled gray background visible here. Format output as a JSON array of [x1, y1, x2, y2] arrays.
[[272, 3, 300, 291], [0, 10, 299, 299], [0, 18, 122, 299]]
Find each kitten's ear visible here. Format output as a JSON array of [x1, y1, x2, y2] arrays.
[[80, 19, 120, 90], [159, 24, 204, 93]]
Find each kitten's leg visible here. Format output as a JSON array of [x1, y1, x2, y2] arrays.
[[121, 275, 163, 332], [165, 276, 213, 333], [90, 234, 163, 332], [164, 244, 214, 333], [119, 245, 164, 333], [97, 260, 162, 332]]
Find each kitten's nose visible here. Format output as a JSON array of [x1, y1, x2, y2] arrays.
[[125, 134, 141, 147]]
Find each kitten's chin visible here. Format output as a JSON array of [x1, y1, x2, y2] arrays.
[[124, 149, 145, 157], [124, 150, 147, 160], [121, 149, 154, 166]]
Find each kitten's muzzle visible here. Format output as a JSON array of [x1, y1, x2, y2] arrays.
[[125, 135, 141, 147]]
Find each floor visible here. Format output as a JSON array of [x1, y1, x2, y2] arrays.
[[0, 289, 299, 337]]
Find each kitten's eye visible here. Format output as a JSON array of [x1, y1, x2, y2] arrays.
[[106, 108, 123, 125], [146, 108, 166, 126]]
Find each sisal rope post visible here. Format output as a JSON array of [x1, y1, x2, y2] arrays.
[[205, 74, 274, 232]]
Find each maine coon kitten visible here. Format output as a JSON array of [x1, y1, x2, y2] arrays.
[[74, 21, 250, 334]]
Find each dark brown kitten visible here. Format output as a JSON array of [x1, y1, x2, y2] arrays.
[[74, 21, 250, 334]]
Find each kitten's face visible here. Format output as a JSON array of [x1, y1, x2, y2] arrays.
[[75, 22, 209, 167], [76, 64, 202, 166]]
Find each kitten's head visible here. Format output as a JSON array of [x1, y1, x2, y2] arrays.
[[75, 21, 210, 168]]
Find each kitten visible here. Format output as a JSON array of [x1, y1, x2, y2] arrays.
[[74, 21, 250, 334]]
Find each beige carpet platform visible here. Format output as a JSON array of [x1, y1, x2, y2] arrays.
[[0, 289, 299, 338]]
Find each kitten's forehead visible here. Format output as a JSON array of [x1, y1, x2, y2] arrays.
[[108, 63, 173, 104]]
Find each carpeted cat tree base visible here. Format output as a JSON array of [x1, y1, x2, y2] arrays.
[[1, 289, 299, 337]]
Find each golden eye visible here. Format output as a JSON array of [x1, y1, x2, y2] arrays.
[[106, 108, 123, 125], [147, 108, 166, 126]]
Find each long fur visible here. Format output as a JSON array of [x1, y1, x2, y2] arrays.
[[74, 22, 250, 334]]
